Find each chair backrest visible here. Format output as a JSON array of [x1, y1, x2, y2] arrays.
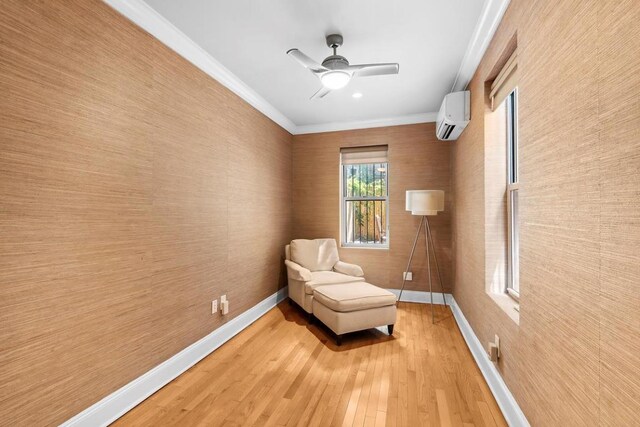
[[289, 238, 339, 272]]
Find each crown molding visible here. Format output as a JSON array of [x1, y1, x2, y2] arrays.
[[102, 0, 297, 133], [103, 0, 508, 135], [451, 0, 511, 92], [293, 112, 438, 135]]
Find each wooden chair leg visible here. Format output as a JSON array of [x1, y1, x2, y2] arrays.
[[388, 324, 394, 335]]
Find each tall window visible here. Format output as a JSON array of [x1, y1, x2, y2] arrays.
[[340, 146, 389, 248], [506, 89, 519, 297], [490, 49, 519, 300]]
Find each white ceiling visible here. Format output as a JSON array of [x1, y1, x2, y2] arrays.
[[142, 0, 486, 129]]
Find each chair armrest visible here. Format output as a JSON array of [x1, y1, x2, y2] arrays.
[[284, 260, 312, 281], [333, 261, 364, 277]]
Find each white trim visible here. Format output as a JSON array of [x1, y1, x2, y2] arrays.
[[102, 0, 296, 134], [60, 286, 529, 427], [294, 112, 438, 135], [449, 297, 530, 427], [386, 288, 453, 305], [60, 287, 289, 427], [387, 289, 529, 426], [102, 0, 509, 135], [451, 0, 512, 92]]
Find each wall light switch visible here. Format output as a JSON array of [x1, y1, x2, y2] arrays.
[[403, 272, 413, 281]]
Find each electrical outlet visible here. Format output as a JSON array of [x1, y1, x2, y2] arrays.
[[220, 295, 229, 315], [211, 300, 217, 314], [403, 272, 413, 281], [488, 343, 499, 362], [488, 335, 501, 362]]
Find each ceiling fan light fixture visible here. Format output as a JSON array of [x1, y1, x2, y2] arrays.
[[320, 71, 351, 90], [287, 34, 398, 99]]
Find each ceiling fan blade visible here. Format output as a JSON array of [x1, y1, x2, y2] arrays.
[[287, 49, 327, 73], [310, 86, 331, 100], [349, 63, 400, 77]]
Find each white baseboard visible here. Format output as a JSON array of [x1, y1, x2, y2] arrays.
[[61, 286, 527, 427], [386, 289, 528, 426], [449, 297, 529, 427], [60, 286, 289, 427], [386, 288, 453, 305]]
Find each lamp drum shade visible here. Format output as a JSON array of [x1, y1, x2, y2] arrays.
[[405, 190, 445, 216]]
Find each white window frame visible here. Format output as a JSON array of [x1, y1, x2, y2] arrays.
[[340, 160, 389, 249], [506, 88, 520, 300]]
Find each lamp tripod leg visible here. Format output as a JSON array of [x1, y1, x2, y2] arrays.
[[425, 216, 447, 308], [399, 216, 424, 304], [425, 216, 434, 323]]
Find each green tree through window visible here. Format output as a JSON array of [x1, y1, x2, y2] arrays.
[[342, 162, 388, 246]]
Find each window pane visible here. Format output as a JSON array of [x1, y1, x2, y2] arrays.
[[376, 163, 387, 196], [343, 162, 388, 199], [341, 161, 388, 246], [507, 90, 518, 184], [509, 189, 519, 292], [345, 165, 359, 198], [506, 88, 519, 296], [344, 200, 387, 244]]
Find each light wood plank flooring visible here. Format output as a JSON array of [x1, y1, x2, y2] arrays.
[[113, 301, 507, 426]]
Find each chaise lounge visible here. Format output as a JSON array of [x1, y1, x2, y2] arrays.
[[284, 239, 397, 344]]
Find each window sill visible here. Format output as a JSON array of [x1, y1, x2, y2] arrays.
[[488, 291, 520, 325], [341, 244, 389, 250]]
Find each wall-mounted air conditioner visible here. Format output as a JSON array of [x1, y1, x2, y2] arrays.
[[436, 91, 470, 141]]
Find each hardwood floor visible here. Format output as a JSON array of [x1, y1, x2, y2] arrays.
[[113, 301, 507, 426]]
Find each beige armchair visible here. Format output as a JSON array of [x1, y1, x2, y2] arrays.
[[285, 239, 365, 314]]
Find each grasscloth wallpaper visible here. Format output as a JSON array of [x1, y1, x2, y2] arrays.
[[452, 0, 639, 425], [292, 124, 452, 293], [1, 0, 638, 425], [0, 1, 291, 425]]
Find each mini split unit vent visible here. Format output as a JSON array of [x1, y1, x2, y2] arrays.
[[436, 91, 470, 141]]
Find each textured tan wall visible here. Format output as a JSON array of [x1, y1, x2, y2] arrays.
[[0, 1, 292, 425], [451, 0, 640, 425], [292, 124, 452, 293]]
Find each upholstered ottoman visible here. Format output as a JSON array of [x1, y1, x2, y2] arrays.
[[312, 282, 397, 345]]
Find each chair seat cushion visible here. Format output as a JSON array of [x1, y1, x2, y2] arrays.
[[304, 271, 364, 294], [313, 282, 397, 312]]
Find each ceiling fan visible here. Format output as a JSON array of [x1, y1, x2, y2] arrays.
[[287, 34, 399, 99]]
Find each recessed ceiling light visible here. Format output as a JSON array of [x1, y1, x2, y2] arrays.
[[352, 92, 363, 99]]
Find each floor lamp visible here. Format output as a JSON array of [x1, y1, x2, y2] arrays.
[[398, 190, 447, 323]]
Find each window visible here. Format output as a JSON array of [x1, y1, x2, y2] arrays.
[[506, 89, 519, 298], [340, 146, 389, 248], [490, 49, 519, 302]]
